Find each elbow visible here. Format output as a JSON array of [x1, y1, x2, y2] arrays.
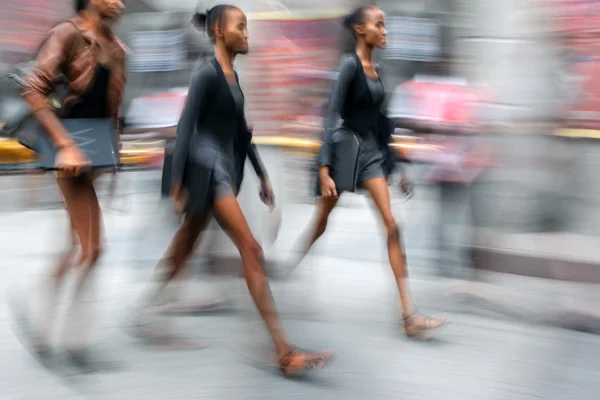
[[21, 90, 51, 115], [321, 129, 335, 146], [317, 143, 333, 167], [21, 72, 55, 113]]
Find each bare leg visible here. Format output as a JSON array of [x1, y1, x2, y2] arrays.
[[140, 212, 210, 310], [362, 177, 445, 338], [129, 212, 210, 349], [57, 175, 104, 353], [287, 196, 338, 273], [213, 194, 332, 376], [160, 216, 233, 314], [37, 215, 79, 349], [213, 195, 287, 355]]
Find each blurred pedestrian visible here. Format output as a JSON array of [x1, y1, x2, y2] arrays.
[[10, 0, 126, 371], [132, 4, 332, 378], [289, 6, 445, 339]]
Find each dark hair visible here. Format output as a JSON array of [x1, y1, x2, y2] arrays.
[[75, 0, 89, 13], [192, 4, 238, 43], [342, 6, 377, 38]]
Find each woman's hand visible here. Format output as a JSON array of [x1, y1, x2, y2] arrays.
[[259, 178, 275, 210], [54, 145, 90, 176], [170, 181, 188, 215], [319, 166, 338, 198]]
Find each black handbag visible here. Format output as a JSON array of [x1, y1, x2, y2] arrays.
[[0, 62, 62, 150], [314, 128, 362, 196], [315, 128, 361, 196], [329, 128, 361, 193], [0, 21, 80, 149], [35, 118, 119, 170]]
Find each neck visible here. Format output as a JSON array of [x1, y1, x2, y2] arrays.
[[215, 44, 234, 70], [355, 41, 373, 63], [80, 9, 111, 37]]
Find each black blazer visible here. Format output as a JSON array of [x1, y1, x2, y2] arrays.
[[172, 58, 267, 193], [318, 52, 400, 177]]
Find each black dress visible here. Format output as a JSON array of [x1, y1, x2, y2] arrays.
[[57, 64, 112, 181], [172, 58, 268, 217], [317, 53, 394, 194], [356, 75, 386, 183], [209, 82, 245, 199]]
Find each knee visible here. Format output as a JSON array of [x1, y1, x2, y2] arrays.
[[89, 244, 103, 265], [240, 238, 264, 269], [79, 244, 103, 266], [384, 218, 400, 242]]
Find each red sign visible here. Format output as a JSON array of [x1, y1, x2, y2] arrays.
[[399, 80, 490, 129], [0, 0, 72, 63], [550, 0, 600, 127], [394, 79, 494, 185]]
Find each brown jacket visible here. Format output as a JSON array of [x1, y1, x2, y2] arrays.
[[22, 17, 127, 145]]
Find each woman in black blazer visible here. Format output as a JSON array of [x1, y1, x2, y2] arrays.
[[134, 4, 332, 377], [291, 6, 445, 339]]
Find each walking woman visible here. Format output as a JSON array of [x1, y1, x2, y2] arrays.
[[134, 4, 332, 377], [290, 6, 446, 339], [11, 0, 127, 369]]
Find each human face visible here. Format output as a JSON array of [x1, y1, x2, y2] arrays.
[[356, 8, 387, 49], [92, 0, 124, 21], [221, 8, 249, 55]]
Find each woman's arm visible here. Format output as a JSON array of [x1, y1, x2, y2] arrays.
[[171, 66, 212, 185], [113, 44, 127, 152], [247, 142, 268, 180], [318, 56, 357, 168], [21, 23, 77, 150]]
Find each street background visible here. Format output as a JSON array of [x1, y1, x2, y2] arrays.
[[2, 0, 600, 398]]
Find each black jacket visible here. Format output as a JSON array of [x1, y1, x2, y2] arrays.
[[172, 58, 266, 193], [318, 52, 399, 177]]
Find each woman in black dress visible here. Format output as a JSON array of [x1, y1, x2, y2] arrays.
[[290, 6, 446, 339], [135, 4, 332, 377]]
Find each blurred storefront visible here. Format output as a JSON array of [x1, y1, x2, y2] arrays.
[[240, 11, 345, 137], [550, 0, 600, 129], [0, 0, 72, 72], [376, 0, 460, 91]]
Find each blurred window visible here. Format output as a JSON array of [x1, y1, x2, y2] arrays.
[[129, 29, 186, 72], [383, 17, 440, 61]]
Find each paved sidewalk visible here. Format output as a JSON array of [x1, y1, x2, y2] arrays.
[[2, 253, 600, 400], [0, 189, 599, 399], [1, 170, 600, 399]]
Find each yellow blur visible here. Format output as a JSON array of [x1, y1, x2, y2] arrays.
[[0, 135, 420, 166]]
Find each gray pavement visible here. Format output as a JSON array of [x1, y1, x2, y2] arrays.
[[1, 168, 600, 399]]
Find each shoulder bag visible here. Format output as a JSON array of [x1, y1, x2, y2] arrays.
[[0, 20, 81, 150]]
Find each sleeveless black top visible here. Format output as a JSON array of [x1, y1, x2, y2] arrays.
[[65, 64, 111, 119]]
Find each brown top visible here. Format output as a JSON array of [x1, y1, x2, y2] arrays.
[[21, 17, 127, 146]]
